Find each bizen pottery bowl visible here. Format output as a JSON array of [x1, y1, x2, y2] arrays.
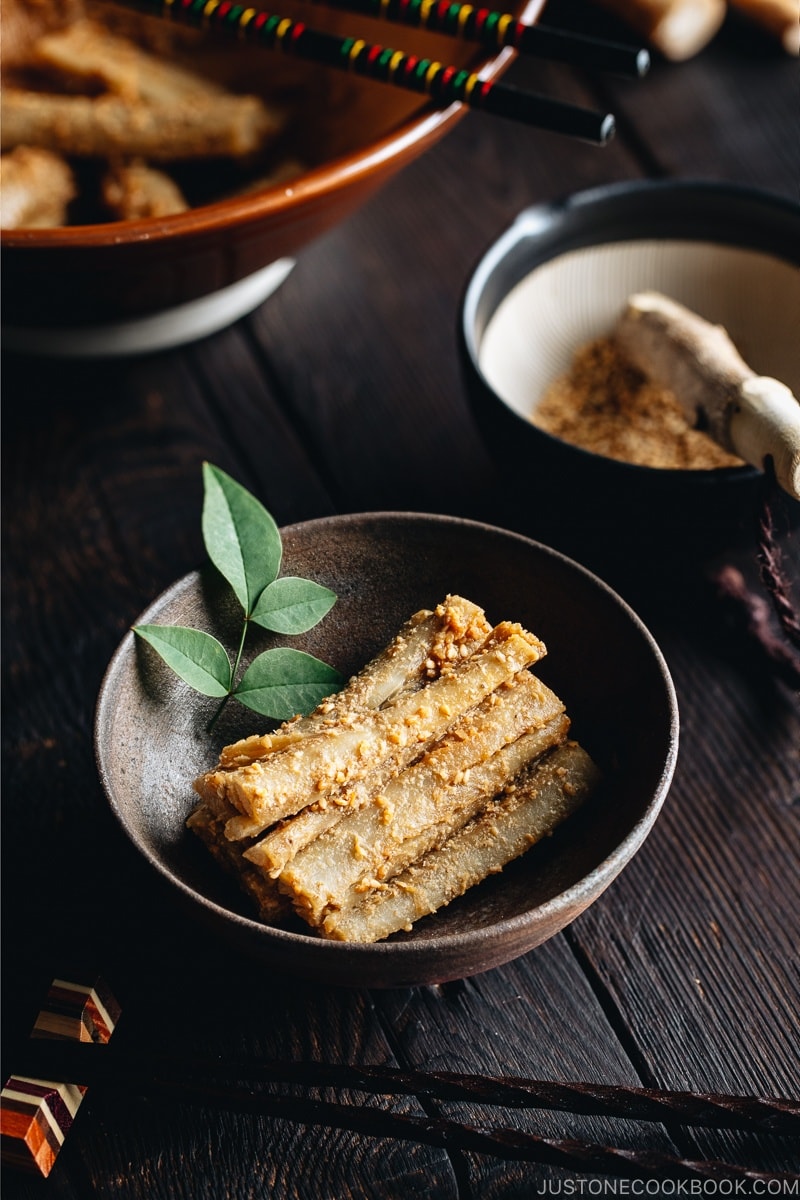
[[95, 511, 679, 988], [459, 180, 800, 565]]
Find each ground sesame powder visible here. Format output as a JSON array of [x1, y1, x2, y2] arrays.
[[533, 336, 744, 470]]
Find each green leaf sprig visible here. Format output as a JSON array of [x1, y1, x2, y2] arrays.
[[134, 463, 341, 729]]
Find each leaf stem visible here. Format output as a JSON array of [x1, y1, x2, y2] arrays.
[[207, 618, 250, 734], [206, 692, 230, 734], [231, 617, 250, 685]]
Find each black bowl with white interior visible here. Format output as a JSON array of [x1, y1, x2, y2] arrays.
[[458, 181, 800, 571]]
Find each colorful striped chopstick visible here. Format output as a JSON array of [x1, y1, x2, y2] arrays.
[[306, 0, 650, 77], [115, 0, 617, 142]]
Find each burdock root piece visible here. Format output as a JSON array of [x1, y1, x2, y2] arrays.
[[1, 89, 280, 161], [187, 596, 599, 942], [216, 596, 491, 770], [197, 621, 545, 837], [321, 741, 600, 943], [186, 803, 291, 924], [0, 145, 76, 228], [265, 675, 569, 922]]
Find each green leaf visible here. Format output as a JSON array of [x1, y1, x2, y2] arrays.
[[234, 648, 342, 720], [133, 625, 232, 698], [201, 462, 282, 615], [250, 576, 337, 634]]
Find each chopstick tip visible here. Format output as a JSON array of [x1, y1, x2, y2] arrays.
[[635, 47, 651, 77], [599, 113, 616, 145]]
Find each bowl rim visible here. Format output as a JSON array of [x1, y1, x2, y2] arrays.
[[1, 100, 468, 250], [94, 510, 679, 973], [459, 178, 800, 485], [0, 0, 541, 250]]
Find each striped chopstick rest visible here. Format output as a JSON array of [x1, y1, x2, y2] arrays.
[[0, 1077, 87, 1178], [0, 976, 120, 1177], [31, 978, 121, 1045]]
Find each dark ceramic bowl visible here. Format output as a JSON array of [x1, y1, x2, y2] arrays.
[[95, 512, 678, 987], [459, 181, 800, 562], [2, 0, 541, 348]]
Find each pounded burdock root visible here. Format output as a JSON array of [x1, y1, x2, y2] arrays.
[[278, 714, 572, 924], [215, 596, 491, 771], [201, 622, 545, 836], [186, 803, 291, 924], [257, 673, 567, 920], [321, 741, 600, 943], [187, 598, 599, 943]]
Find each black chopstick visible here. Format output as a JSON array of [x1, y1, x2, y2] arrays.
[[305, 0, 650, 78], [110, 0, 616, 143], [15, 1041, 800, 1136]]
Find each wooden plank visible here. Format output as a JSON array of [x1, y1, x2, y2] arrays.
[[186, 329, 337, 524], [59, 948, 462, 1199], [564, 612, 800, 1173], [374, 936, 680, 1193], [0, 349, 454, 1197], [601, 19, 798, 196], [543, 0, 799, 197], [246, 60, 645, 516]]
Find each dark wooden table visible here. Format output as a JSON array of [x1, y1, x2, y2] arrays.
[[2, 1, 799, 1194]]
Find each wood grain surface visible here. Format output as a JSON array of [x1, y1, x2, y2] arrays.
[[2, 1, 798, 1195]]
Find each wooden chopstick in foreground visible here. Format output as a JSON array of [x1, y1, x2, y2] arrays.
[[17, 1040, 800, 1135], [114, 1084, 800, 1182], [15, 1046, 796, 1128], [13, 1042, 799, 1182], [110, 0, 616, 143]]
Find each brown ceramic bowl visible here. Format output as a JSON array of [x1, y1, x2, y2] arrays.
[[95, 512, 678, 987], [2, 0, 541, 349]]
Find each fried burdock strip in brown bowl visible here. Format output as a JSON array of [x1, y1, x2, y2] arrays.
[[95, 513, 678, 987]]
